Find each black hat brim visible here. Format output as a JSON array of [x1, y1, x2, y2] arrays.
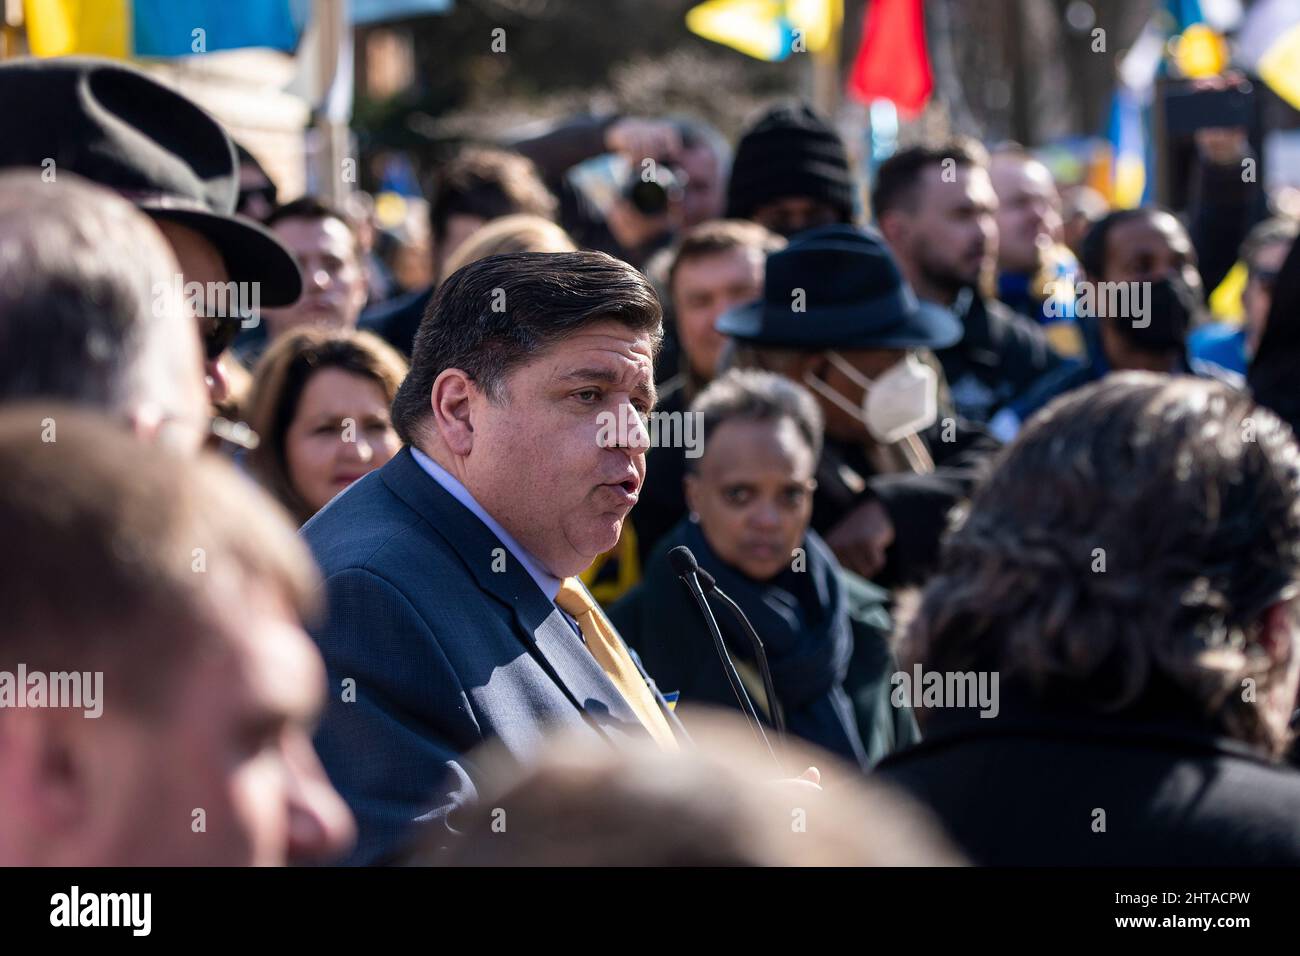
[[716, 297, 963, 351], [145, 206, 302, 308]]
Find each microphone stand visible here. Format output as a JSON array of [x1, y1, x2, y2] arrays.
[[700, 578, 786, 736], [679, 569, 783, 770]]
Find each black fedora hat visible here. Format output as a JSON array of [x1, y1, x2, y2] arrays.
[[716, 224, 961, 350], [0, 57, 301, 307]]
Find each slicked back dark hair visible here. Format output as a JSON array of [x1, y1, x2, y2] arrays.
[[870, 138, 990, 220], [392, 251, 663, 444]]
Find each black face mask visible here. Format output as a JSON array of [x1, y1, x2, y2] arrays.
[[1112, 275, 1200, 353]]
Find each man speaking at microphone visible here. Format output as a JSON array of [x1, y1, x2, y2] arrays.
[[302, 251, 691, 864]]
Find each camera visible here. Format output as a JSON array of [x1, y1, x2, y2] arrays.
[[622, 161, 687, 216]]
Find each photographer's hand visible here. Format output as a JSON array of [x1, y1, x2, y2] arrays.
[[605, 117, 682, 163]]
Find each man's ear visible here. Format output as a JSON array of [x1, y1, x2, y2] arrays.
[[683, 472, 699, 516], [0, 708, 89, 846], [877, 209, 907, 250], [429, 368, 477, 457]]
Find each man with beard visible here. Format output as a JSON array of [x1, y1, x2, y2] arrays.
[[1001, 206, 1239, 431], [873, 140, 1064, 428]]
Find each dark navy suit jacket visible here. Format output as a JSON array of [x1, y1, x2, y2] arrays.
[[301, 447, 685, 864]]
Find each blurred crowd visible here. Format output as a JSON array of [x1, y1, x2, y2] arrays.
[[1, 52, 1300, 868]]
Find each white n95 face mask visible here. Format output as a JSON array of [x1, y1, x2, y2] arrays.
[[803, 351, 939, 445]]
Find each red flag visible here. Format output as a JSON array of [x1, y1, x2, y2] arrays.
[[846, 0, 933, 115]]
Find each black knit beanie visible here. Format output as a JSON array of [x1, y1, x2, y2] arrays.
[[725, 102, 856, 222]]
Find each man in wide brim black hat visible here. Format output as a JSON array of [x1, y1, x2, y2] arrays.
[[0, 56, 303, 416], [713, 224, 999, 587]]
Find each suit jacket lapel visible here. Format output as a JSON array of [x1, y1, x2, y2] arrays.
[[529, 605, 649, 741], [379, 448, 652, 742]]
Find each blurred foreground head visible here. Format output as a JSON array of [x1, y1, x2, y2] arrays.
[[909, 373, 1300, 755], [0, 407, 354, 865], [0, 171, 209, 453], [422, 711, 961, 866]]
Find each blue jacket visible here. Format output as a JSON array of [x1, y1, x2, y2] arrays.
[[1006, 314, 1243, 431], [301, 447, 686, 864]]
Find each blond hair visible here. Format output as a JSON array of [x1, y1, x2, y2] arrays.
[[441, 214, 576, 277]]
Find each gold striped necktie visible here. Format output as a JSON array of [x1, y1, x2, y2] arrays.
[[555, 577, 678, 751]]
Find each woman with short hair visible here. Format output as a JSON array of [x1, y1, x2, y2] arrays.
[[610, 369, 918, 772]]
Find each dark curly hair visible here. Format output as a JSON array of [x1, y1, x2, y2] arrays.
[[906, 372, 1300, 754]]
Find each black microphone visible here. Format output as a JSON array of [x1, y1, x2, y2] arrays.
[[668, 546, 781, 766], [690, 566, 785, 736]]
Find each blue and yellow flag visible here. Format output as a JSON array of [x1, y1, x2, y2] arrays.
[[685, 0, 834, 62], [1258, 22, 1300, 111], [24, 0, 300, 58], [1107, 86, 1147, 209]]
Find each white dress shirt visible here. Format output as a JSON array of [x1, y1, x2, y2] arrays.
[[410, 447, 590, 639]]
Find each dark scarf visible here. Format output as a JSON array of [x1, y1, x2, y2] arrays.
[[678, 519, 865, 764]]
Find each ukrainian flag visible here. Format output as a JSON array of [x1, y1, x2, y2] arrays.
[[686, 0, 834, 62], [1107, 86, 1147, 209], [24, 0, 299, 59], [1258, 22, 1300, 111]]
